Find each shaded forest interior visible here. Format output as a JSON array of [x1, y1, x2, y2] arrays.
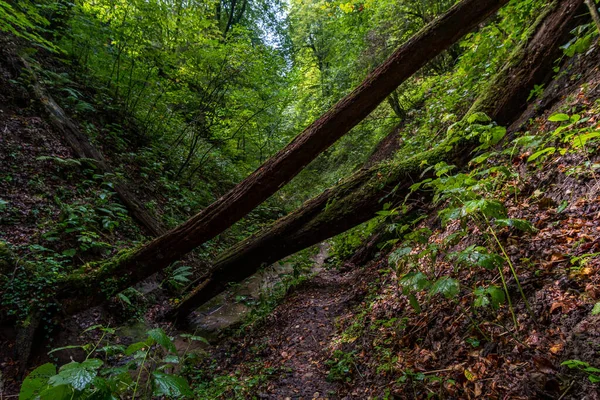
[[2, 0, 600, 398]]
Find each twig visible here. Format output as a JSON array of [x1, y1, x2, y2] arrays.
[[422, 363, 465, 375], [558, 380, 574, 400]]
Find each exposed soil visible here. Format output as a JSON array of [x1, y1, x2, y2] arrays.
[[199, 264, 369, 399]]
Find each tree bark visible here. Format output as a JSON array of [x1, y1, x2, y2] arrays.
[[22, 59, 167, 237], [170, 0, 583, 320], [52, 0, 511, 317]]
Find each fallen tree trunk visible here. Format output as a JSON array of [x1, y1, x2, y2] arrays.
[[53, 0, 510, 316], [22, 59, 167, 237], [171, 0, 583, 320]]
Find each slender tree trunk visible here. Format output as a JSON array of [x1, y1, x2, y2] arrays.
[[170, 0, 583, 320], [585, 0, 600, 36], [55, 0, 511, 316], [223, 0, 237, 36]]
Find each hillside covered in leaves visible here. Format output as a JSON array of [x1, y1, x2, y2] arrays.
[[1, 0, 600, 398]]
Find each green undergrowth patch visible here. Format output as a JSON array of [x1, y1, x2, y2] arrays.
[[190, 361, 279, 400]]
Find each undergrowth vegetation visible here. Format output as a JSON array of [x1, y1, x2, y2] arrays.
[[2, 0, 600, 398]]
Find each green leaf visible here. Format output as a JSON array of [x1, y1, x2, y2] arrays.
[[473, 287, 489, 308], [461, 199, 506, 219], [572, 131, 600, 149], [430, 277, 459, 299], [592, 303, 600, 316], [454, 246, 504, 270], [407, 293, 421, 313], [548, 113, 570, 122], [487, 286, 506, 309], [38, 384, 72, 400], [399, 272, 431, 292], [180, 334, 210, 345], [124, 341, 148, 356], [49, 359, 103, 391], [589, 374, 600, 383], [152, 372, 193, 398], [495, 218, 537, 233], [527, 147, 556, 162], [562, 359, 589, 368], [147, 328, 177, 353], [97, 345, 126, 356], [19, 363, 56, 400], [467, 112, 491, 124], [388, 247, 412, 266], [557, 200, 569, 213], [116, 293, 132, 305], [162, 354, 180, 364]]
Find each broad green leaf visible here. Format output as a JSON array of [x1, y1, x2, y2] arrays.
[[49, 359, 103, 391], [152, 372, 193, 398], [61, 248, 76, 257], [147, 328, 177, 353], [562, 359, 589, 368], [454, 246, 504, 270], [162, 354, 180, 364], [388, 247, 412, 267], [592, 303, 600, 316], [97, 345, 126, 356], [495, 218, 537, 233], [548, 113, 570, 122], [487, 286, 506, 309], [473, 287, 489, 308], [461, 199, 506, 219], [527, 147, 556, 162], [124, 341, 148, 356], [430, 277, 459, 299], [399, 272, 431, 292], [572, 131, 600, 149], [19, 363, 56, 400], [512, 135, 539, 148], [38, 384, 72, 400]]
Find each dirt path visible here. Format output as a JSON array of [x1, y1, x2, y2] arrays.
[[205, 250, 367, 399], [258, 267, 359, 399]]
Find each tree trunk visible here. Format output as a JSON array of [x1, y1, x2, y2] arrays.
[[22, 59, 167, 237], [170, 0, 583, 320], [53, 0, 511, 317], [585, 0, 600, 34]]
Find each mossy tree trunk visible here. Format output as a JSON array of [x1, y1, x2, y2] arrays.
[[170, 0, 584, 320], [53, 0, 510, 317]]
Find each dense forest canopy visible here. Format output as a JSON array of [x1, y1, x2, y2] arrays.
[[2, 0, 600, 398]]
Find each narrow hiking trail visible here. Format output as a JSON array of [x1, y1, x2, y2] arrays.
[[198, 252, 369, 399], [257, 267, 357, 398]]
